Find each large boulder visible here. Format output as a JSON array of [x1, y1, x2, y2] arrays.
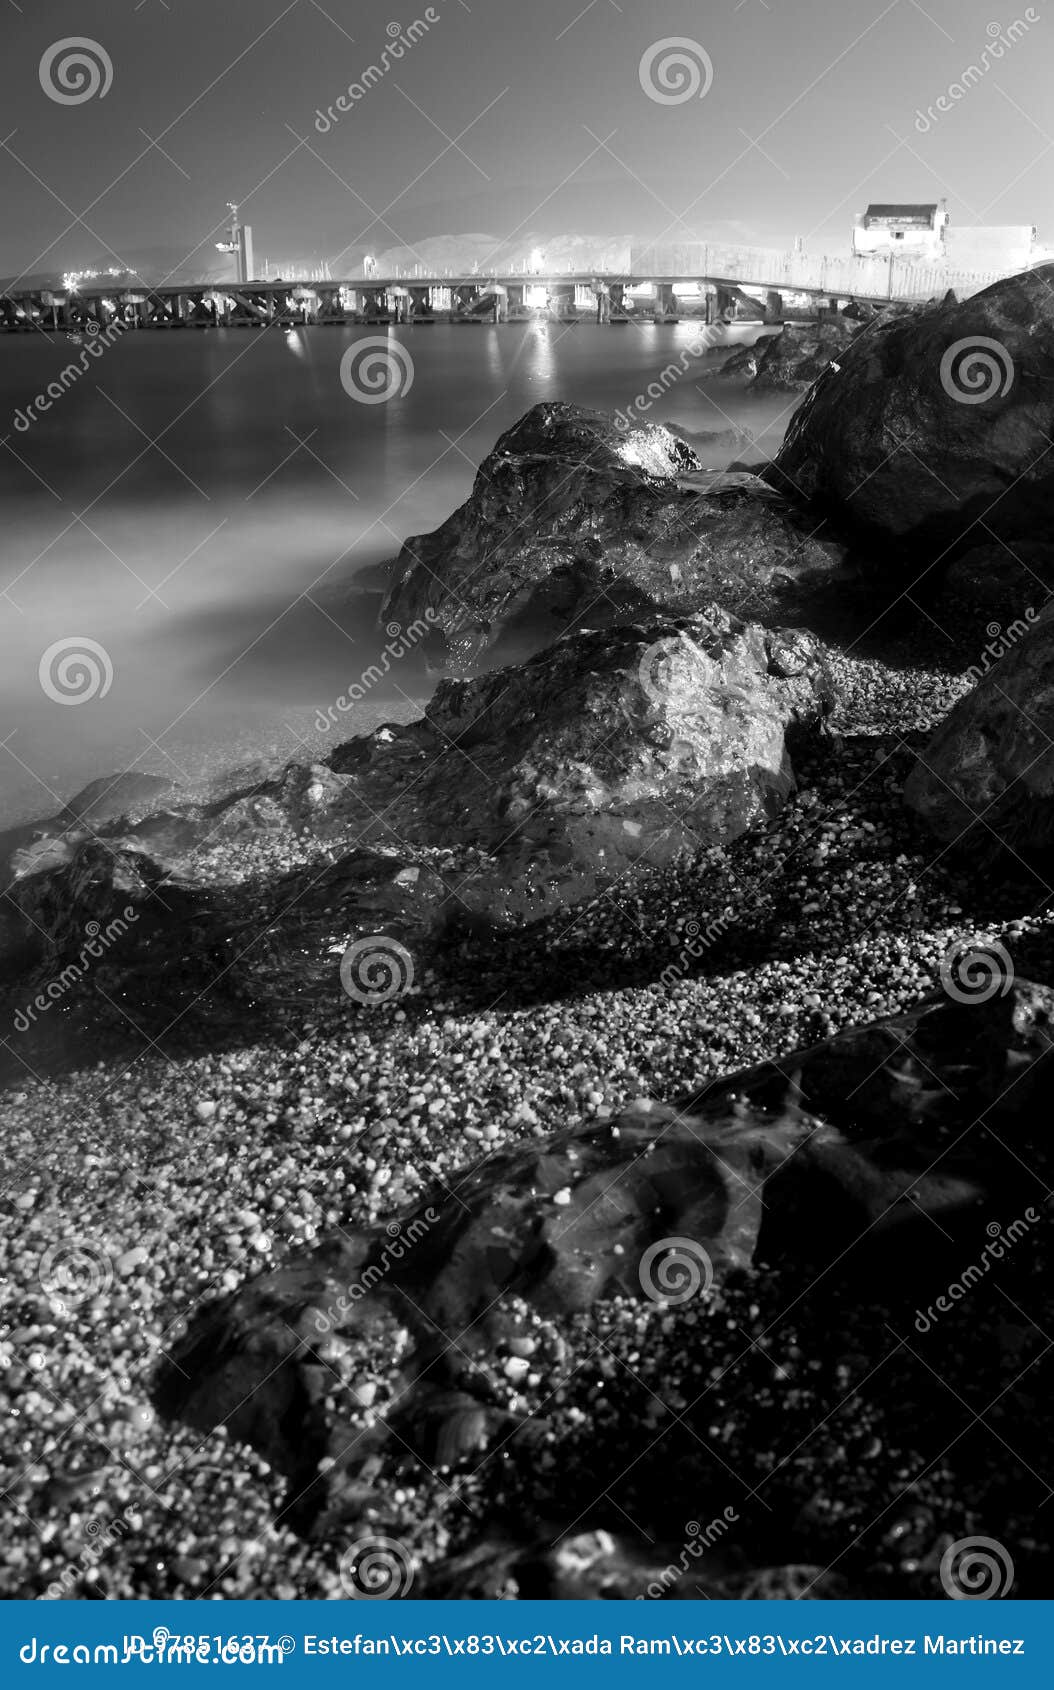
[[904, 602, 1054, 849], [380, 401, 847, 665], [5, 609, 830, 920], [770, 266, 1054, 552], [330, 606, 834, 896], [157, 982, 1053, 1567], [0, 609, 831, 1052]]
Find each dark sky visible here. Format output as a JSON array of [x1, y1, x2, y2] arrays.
[[1, 0, 1050, 281]]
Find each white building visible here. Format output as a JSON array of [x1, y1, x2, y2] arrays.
[[852, 203, 948, 259], [853, 202, 1038, 274]]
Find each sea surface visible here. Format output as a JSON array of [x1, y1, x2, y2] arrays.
[[0, 321, 798, 824]]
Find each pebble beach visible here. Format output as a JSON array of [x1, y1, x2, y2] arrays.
[[3, 601, 1050, 1600]]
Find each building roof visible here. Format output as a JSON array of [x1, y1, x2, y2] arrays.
[[864, 203, 938, 221]]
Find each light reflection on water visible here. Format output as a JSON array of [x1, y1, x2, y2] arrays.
[[0, 321, 795, 823]]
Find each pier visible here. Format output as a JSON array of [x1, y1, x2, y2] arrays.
[[0, 239, 1021, 333]]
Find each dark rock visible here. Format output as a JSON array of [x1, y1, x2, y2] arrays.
[[770, 266, 1054, 553], [668, 421, 759, 458], [0, 842, 168, 978], [6, 609, 832, 942], [328, 607, 834, 903], [380, 401, 848, 666], [61, 772, 180, 827], [0, 831, 452, 1052], [938, 541, 1054, 615], [904, 602, 1054, 850], [242, 849, 456, 1006], [156, 982, 1053, 1543], [716, 318, 861, 391]]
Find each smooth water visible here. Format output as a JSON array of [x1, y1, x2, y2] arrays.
[[0, 322, 799, 824]]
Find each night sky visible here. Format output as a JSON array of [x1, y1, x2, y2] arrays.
[[1, 0, 1049, 283]]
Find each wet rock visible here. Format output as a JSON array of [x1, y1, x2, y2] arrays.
[[770, 266, 1054, 552], [329, 607, 834, 902], [156, 982, 1054, 1538], [7, 611, 829, 927], [668, 421, 760, 459], [380, 401, 848, 665], [717, 317, 861, 391], [61, 773, 180, 827], [0, 842, 168, 977], [7, 614, 825, 942], [246, 848, 455, 1001]]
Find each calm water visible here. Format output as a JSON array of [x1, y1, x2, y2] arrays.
[[0, 322, 798, 824]]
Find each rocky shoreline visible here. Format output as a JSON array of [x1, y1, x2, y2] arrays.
[[2, 279, 1053, 1601]]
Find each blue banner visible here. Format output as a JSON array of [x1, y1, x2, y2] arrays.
[[1, 1601, 1050, 1686]]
